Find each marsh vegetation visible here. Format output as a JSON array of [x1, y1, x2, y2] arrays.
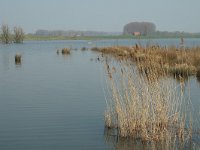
[[103, 59, 192, 146], [91, 45, 200, 79], [90, 44, 200, 148], [15, 54, 22, 65], [61, 48, 71, 55]]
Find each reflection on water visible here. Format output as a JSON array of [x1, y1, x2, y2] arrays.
[[0, 42, 106, 150], [104, 127, 200, 150], [196, 76, 200, 84]]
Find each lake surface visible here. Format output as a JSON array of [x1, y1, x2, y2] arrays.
[[0, 39, 200, 149]]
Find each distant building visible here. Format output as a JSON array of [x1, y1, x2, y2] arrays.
[[133, 32, 141, 36]]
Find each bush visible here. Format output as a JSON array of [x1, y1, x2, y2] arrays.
[[13, 26, 25, 43], [0, 24, 12, 44]]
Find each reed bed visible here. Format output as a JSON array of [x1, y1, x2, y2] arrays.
[[92, 45, 200, 78], [103, 58, 192, 145], [61, 48, 71, 55]]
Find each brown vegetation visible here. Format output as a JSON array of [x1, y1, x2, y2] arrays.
[[15, 54, 21, 64], [91, 45, 200, 78], [92, 45, 196, 145], [103, 58, 192, 145], [61, 48, 71, 55]]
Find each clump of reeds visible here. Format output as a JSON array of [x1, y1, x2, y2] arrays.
[[91, 45, 200, 78], [61, 48, 70, 55], [103, 58, 192, 144], [90, 47, 100, 52], [15, 54, 21, 64], [166, 64, 196, 77], [91, 46, 133, 57]]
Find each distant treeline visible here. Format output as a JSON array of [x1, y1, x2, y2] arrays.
[[32, 21, 200, 38], [123, 22, 200, 38], [152, 31, 200, 38], [34, 30, 121, 37]]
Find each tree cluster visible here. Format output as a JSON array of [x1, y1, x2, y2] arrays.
[[0, 24, 25, 44], [123, 22, 156, 35]]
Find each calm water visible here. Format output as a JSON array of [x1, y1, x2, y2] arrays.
[[0, 39, 200, 150]]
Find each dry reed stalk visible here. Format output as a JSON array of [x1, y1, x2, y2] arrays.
[[103, 58, 192, 144]]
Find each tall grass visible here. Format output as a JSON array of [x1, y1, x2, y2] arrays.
[[103, 58, 192, 145], [91, 45, 200, 78]]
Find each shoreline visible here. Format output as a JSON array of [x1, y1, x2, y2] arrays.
[[24, 35, 200, 41]]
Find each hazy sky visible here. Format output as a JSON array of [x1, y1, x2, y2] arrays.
[[0, 0, 199, 33]]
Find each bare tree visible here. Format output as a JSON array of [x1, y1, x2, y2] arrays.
[[0, 24, 12, 44], [13, 26, 25, 43]]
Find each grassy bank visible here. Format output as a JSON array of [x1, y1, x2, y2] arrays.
[[24, 34, 200, 41], [24, 34, 133, 41]]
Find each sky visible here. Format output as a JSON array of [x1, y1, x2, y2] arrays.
[[0, 0, 199, 33]]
